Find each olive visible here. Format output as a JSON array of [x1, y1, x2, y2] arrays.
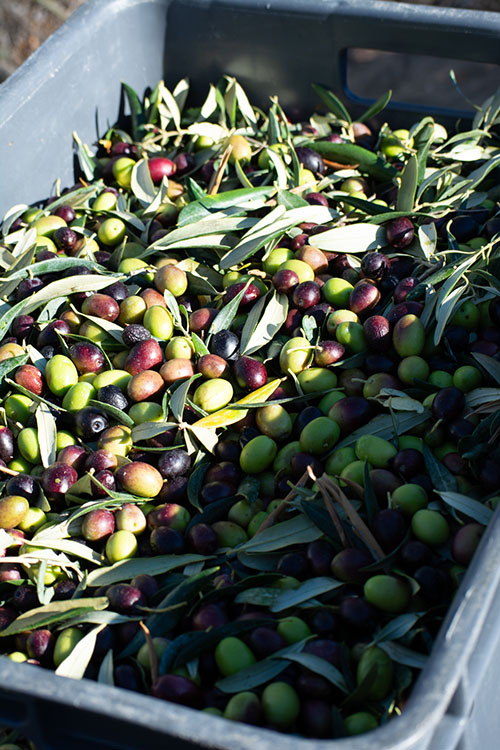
[[240, 435, 277, 474], [157, 448, 191, 478], [14, 364, 44, 396], [386, 217, 414, 248], [357, 645, 393, 699], [361, 252, 388, 281], [372, 509, 407, 552], [125, 339, 163, 376], [261, 682, 300, 729], [272, 268, 300, 293], [116, 462, 163, 498], [215, 637, 256, 676], [344, 712, 378, 736], [106, 530, 138, 562], [81, 293, 120, 321], [331, 548, 373, 584], [122, 324, 152, 347], [224, 692, 262, 725], [187, 523, 218, 555], [412, 509, 449, 546], [277, 616, 311, 644], [0, 427, 14, 463], [209, 330, 240, 361], [0, 496, 29, 529], [98, 384, 129, 411], [41, 463, 78, 501], [452, 523, 484, 565], [81, 509, 115, 541], [299, 417, 340, 456], [234, 356, 267, 390], [151, 674, 202, 708], [364, 575, 411, 613], [74, 408, 109, 440], [391, 483, 428, 516]]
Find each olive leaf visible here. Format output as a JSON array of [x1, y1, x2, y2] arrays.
[[336, 411, 430, 449], [271, 577, 344, 613], [311, 223, 388, 254], [35, 402, 57, 468], [396, 155, 418, 212], [234, 587, 281, 608], [170, 373, 202, 422], [73, 131, 98, 180], [378, 641, 428, 669], [279, 652, 349, 693], [97, 649, 115, 686], [0, 352, 29, 385], [120, 566, 218, 657], [237, 514, 323, 554], [472, 353, 500, 386], [88, 399, 134, 428], [26, 537, 103, 565], [418, 222, 437, 261], [0, 597, 108, 636], [207, 280, 252, 339], [371, 612, 421, 644], [215, 638, 308, 693], [240, 291, 288, 356], [307, 141, 397, 181], [0, 274, 125, 342], [160, 618, 271, 675], [55, 623, 106, 679], [131, 159, 156, 206], [312, 83, 352, 124], [438, 491, 492, 525], [86, 553, 210, 587], [423, 444, 457, 493], [187, 459, 211, 510], [359, 89, 392, 123]]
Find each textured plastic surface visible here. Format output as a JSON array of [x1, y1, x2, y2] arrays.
[[1, 1, 500, 748]]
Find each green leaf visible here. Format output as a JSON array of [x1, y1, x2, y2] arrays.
[[423, 444, 457, 492], [271, 577, 343, 612], [336, 410, 430, 449], [120, 566, 218, 657], [378, 641, 428, 669], [72, 132, 97, 181], [0, 352, 29, 385], [0, 256, 106, 283], [35, 402, 57, 468], [241, 291, 288, 356], [160, 618, 270, 674], [131, 421, 177, 443], [307, 141, 397, 181], [86, 553, 210, 587], [312, 83, 352, 124], [279, 652, 348, 693], [88, 399, 134, 429], [397, 155, 418, 212], [122, 82, 145, 141], [311, 223, 387, 254], [0, 274, 124, 343], [170, 374, 202, 422], [237, 515, 322, 554], [216, 639, 308, 693], [359, 90, 392, 123], [190, 332, 209, 357], [97, 649, 115, 685], [418, 222, 437, 261], [131, 159, 156, 206], [55, 624, 106, 679], [372, 613, 421, 644], [0, 597, 108, 636], [438, 491, 492, 525], [472, 353, 500, 386], [208, 280, 252, 339]]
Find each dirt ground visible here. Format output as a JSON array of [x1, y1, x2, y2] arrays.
[[0, 0, 498, 84]]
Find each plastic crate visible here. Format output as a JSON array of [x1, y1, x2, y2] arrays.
[[1, 1, 500, 748]]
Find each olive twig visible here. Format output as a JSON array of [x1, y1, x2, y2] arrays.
[[319, 474, 385, 560], [140, 620, 158, 684], [308, 467, 349, 549], [208, 145, 233, 196], [252, 470, 310, 537]]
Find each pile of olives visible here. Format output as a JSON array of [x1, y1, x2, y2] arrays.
[[0, 75, 499, 744]]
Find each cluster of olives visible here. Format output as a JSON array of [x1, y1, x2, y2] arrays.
[[0, 76, 500, 745]]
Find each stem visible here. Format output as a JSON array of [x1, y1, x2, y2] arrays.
[[253, 470, 309, 537]]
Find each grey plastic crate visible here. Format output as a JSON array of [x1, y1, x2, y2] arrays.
[[1, 1, 500, 748]]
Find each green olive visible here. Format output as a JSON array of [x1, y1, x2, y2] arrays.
[[261, 682, 300, 729], [105, 530, 138, 563], [215, 637, 256, 676], [240, 435, 277, 474], [97, 217, 126, 246], [193, 378, 233, 413], [45, 354, 79, 397]]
